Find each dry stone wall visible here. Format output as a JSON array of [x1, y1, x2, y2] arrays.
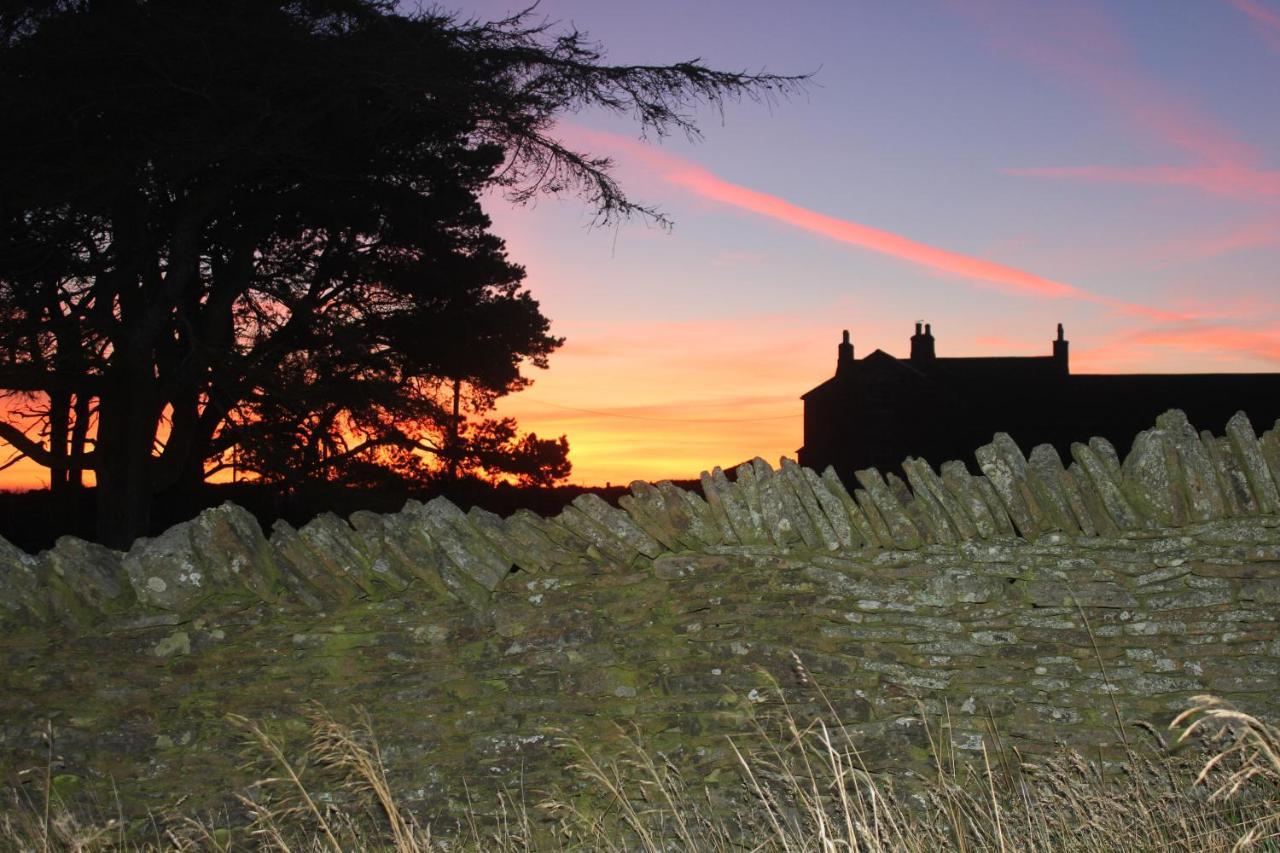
[[2, 408, 1279, 824]]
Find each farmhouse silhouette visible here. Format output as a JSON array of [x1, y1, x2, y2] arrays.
[[799, 323, 1280, 479]]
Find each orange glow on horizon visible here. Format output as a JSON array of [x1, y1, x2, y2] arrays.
[[4, 320, 1279, 493], [495, 395, 802, 486], [489, 314, 819, 485], [492, 312, 1280, 487]]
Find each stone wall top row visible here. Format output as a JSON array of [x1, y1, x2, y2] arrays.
[[2, 408, 1279, 631]]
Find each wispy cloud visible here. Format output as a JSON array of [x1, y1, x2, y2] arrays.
[[564, 126, 1096, 301], [1143, 216, 1280, 266], [1005, 164, 1280, 200], [561, 126, 1212, 324], [1130, 322, 1280, 362], [664, 167, 1090, 300], [1230, 0, 1280, 52], [956, 0, 1278, 199], [1073, 321, 1280, 372]]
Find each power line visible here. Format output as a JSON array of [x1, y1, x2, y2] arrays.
[[516, 399, 801, 424]]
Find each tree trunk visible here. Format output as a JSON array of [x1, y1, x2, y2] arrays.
[[158, 391, 210, 495], [68, 392, 91, 490], [93, 362, 161, 549], [47, 388, 70, 497], [447, 378, 461, 481]]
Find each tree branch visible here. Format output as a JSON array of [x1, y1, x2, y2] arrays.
[[0, 419, 51, 467], [0, 366, 100, 394], [0, 418, 98, 471]]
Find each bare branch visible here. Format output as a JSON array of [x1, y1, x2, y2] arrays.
[[0, 419, 51, 467]]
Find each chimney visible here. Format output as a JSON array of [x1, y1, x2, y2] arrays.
[[836, 329, 855, 376], [910, 321, 935, 364], [1053, 322, 1069, 376]]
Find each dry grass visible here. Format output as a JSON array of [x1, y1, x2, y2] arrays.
[[3, 689, 1278, 852], [1171, 695, 1280, 851]]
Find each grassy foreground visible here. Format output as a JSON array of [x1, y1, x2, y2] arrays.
[[3, 689, 1278, 852]]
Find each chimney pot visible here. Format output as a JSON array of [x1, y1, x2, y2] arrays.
[[911, 321, 936, 363]]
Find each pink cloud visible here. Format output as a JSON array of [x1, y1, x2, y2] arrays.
[[966, 1, 1253, 161], [1230, 0, 1280, 51], [956, 0, 1277, 198], [1164, 286, 1280, 321], [1074, 321, 1280, 373], [663, 166, 1090, 300], [562, 127, 1095, 300], [1149, 217, 1280, 266], [1005, 164, 1280, 200], [562, 127, 1230, 326], [1052, 213, 1280, 276], [1130, 323, 1280, 362]]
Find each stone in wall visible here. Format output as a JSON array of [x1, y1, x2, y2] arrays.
[[854, 467, 922, 549], [938, 461, 1000, 539], [1072, 438, 1145, 531], [1227, 412, 1280, 515], [0, 533, 48, 626], [122, 502, 287, 613], [40, 536, 134, 627], [731, 461, 771, 543], [760, 459, 815, 547], [975, 434, 1042, 536], [903, 457, 975, 541]]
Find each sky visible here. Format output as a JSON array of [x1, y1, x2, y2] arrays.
[[470, 0, 1280, 486], [3, 0, 1280, 490]]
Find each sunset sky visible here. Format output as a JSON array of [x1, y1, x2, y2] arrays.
[[4, 0, 1280, 490], [476, 0, 1280, 486]]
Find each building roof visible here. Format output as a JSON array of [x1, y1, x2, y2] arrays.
[[925, 355, 1061, 383], [801, 348, 928, 399], [802, 351, 1061, 399]]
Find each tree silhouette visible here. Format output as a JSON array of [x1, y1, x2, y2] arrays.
[[429, 379, 571, 487], [224, 294, 571, 489], [0, 0, 805, 546]]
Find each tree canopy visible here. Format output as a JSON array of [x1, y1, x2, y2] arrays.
[[0, 0, 805, 547]]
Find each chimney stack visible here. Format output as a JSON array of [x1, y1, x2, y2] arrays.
[[1053, 323, 1069, 375], [910, 321, 936, 364], [836, 329, 855, 376]]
